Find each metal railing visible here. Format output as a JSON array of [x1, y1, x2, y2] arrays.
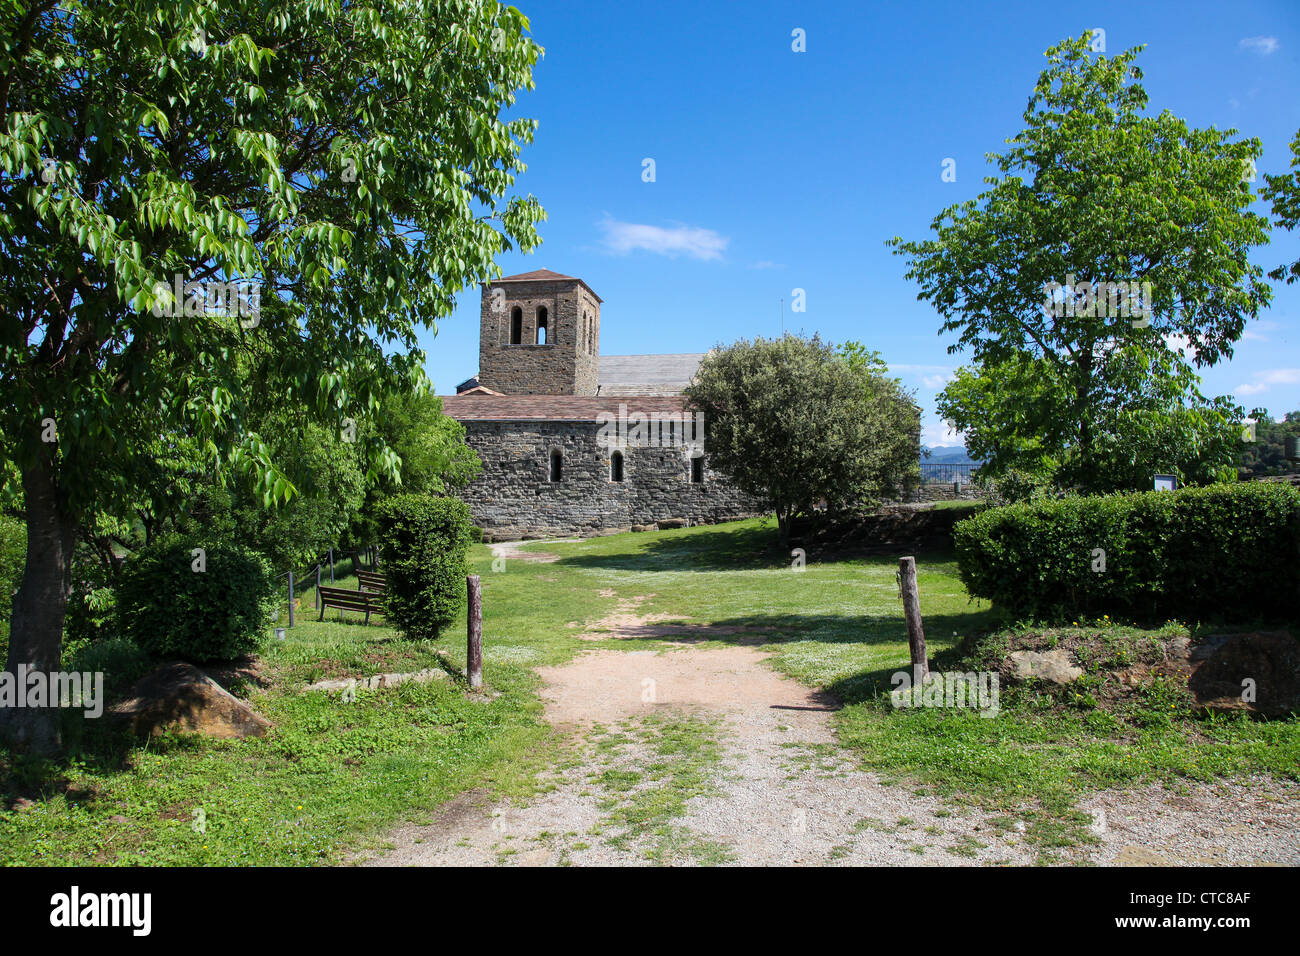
[[919, 462, 980, 484]]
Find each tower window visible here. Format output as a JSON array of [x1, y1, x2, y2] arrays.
[[690, 455, 704, 484], [536, 306, 549, 345], [509, 307, 522, 345], [549, 448, 563, 482], [610, 450, 624, 482]]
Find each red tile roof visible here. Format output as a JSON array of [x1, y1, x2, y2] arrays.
[[441, 394, 691, 422]]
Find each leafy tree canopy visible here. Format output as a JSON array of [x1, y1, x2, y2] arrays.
[[0, 0, 544, 752], [889, 32, 1269, 497], [1261, 127, 1300, 285], [684, 334, 919, 546]]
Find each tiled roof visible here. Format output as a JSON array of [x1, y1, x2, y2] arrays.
[[598, 353, 705, 388], [496, 269, 577, 282], [598, 383, 687, 397], [487, 269, 602, 302], [441, 394, 690, 422]]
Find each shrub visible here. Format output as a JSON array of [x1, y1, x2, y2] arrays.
[[376, 495, 473, 640], [953, 482, 1300, 624], [116, 539, 278, 662]]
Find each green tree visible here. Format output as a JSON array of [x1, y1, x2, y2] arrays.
[[1238, 409, 1300, 477], [889, 32, 1270, 497], [0, 0, 543, 752], [1261, 128, 1300, 285], [345, 387, 481, 549], [683, 335, 919, 547]]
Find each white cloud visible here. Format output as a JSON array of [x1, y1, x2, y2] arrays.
[[598, 216, 728, 261], [922, 421, 964, 449], [1235, 368, 1300, 396], [1239, 36, 1279, 55], [889, 363, 954, 390], [1164, 333, 1196, 360], [1242, 319, 1280, 342]]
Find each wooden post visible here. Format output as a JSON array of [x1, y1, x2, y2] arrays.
[[288, 570, 295, 627], [329, 548, 335, 584], [316, 564, 321, 610], [466, 575, 482, 691], [898, 556, 927, 681]]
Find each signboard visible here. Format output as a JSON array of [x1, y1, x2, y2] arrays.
[[1153, 474, 1178, 491]]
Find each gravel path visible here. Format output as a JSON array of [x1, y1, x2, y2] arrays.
[[359, 562, 1300, 867]]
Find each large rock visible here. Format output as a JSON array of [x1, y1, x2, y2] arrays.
[[108, 662, 270, 739], [1188, 632, 1300, 718], [1008, 648, 1083, 684], [656, 518, 688, 530]]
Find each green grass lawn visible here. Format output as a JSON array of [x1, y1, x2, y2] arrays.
[[1, 517, 1295, 864]]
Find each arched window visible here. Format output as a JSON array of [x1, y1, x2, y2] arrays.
[[509, 307, 522, 345], [690, 454, 704, 484], [610, 450, 624, 482], [536, 306, 548, 345], [548, 447, 562, 482]]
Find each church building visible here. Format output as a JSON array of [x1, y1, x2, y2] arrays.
[[440, 270, 761, 539]]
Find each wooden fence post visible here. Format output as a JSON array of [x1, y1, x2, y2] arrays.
[[288, 570, 295, 628], [898, 556, 927, 681], [467, 575, 482, 691]]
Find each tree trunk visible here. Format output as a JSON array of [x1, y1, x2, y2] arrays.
[[1, 452, 77, 755]]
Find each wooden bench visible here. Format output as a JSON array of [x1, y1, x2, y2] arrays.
[[318, 586, 385, 624], [356, 570, 387, 593]]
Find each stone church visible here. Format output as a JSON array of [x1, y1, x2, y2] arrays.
[[440, 269, 761, 539]]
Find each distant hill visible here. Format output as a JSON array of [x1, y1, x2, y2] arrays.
[[922, 445, 981, 464]]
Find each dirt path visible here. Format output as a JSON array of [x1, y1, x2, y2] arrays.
[[360, 562, 1300, 867]]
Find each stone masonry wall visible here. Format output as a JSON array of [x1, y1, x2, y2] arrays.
[[457, 420, 764, 538], [478, 278, 599, 395]]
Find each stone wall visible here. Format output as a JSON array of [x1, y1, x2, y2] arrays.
[[457, 420, 764, 538], [906, 481, 988, 503], [477, 278, 599, 395]]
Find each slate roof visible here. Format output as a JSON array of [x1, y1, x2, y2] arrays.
[[441, 394, 690, 422], [598, 353, 705, 394]]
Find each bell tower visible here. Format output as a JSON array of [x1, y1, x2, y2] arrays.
[[478, 269, 601, 395]]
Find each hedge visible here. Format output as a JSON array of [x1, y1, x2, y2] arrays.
[[952, 482, 1300, 623], [116, 539, 278, 662], [376, 495, 473, 640]]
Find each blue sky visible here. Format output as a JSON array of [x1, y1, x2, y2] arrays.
[[417, 0, 1300, 448]]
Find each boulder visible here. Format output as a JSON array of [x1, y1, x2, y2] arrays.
[[108, 662, 270, 739], [656, 518, 689, 530], [1188, 631, 1300, 718], [1008, 648, 1083, 684]]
